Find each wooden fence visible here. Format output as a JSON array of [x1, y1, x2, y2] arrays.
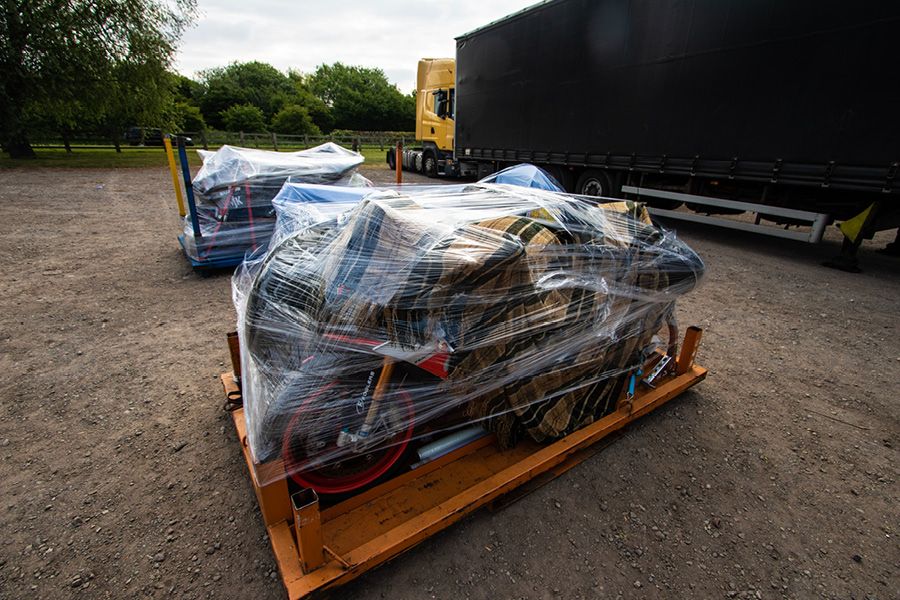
[[29, 130, 415, 152]]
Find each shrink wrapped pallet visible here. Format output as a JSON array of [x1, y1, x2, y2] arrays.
[[232, 165, 704, 492], [180, 143, 365, 265]]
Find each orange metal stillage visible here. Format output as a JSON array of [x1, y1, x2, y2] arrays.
[[221, 327, 707, 599]]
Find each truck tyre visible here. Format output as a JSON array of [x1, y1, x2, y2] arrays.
[[576, 170, 613, 197], [386, 150, 396, 170], [423, 151, 438, 178]]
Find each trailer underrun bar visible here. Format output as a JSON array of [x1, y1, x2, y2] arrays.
[[623, 185, 831, 243]]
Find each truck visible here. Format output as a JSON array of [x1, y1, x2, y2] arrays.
[[390, 0, 900, 269]]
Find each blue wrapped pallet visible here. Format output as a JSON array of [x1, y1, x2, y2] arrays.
[[178, 143, 365, 269]]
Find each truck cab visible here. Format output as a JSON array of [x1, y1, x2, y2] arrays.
[[390, 59, 467, 178], [416, 58, 454, 168]]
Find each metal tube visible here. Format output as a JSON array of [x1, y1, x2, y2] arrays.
[[177, 137, 202, 239], [415, 426, 487, 465], [291, 489, 324, 573], [226, 331, 242, 383], [809, 212, 829, 243], [163, 136, 186, 217], [676, 326, 703, 375]]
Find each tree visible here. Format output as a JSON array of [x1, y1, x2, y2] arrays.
[[170, 72, 205, 132], [287, 70, 333, 133], [221, 104, 267, 133], [173, 73, 203, 105], [308, 63, 414, 131], [175, 102, 206, 132], [0, 0, 196, 158], [270, 105, 321, 136], [196, 62, 339, 133], [198, 61, 296, 129], [100, 59, 179, 152], [20, 95, 91, 152]]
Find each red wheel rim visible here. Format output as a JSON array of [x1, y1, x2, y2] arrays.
[[282, 384, 415, 494]]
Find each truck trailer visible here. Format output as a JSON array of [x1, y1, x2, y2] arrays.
[[391, 0, 900, 268]]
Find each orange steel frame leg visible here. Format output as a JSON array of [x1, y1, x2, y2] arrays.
[[677, 326, 702, 375], [292, 490, 324, 573], [395, 141, 402, 184], [226, 331, 242, 381], [223, 327, 706, 599]]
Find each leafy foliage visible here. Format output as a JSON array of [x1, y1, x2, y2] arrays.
[[175, 102, 206, 132], [270, 105, 321, 136], [196, 62, 337, 133], [198, 61, 294, 129], [220, 104, 268, 133], [194, 62, 415, 135], [0, 0, 418, 157], [0, 0, 196, 157], [100, 60, 179, 150], [287, 70, 333, 133], [173, 74, 204, 105], [308, 63, 415, 131]]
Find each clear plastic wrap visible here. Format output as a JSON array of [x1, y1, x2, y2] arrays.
[[232, 168, 704, 492], [267, 182, 375, 250], [263, 164, 565, 258], [477, 163, 564, 190], [180, 143, 366, 265]]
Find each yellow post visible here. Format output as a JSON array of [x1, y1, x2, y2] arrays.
[[164, 136, 187, 217]]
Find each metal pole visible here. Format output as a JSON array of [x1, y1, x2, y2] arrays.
[[163, 136, 186, 217], [395, 140, 402, 185], [226, 331, 242, 383], [291, 489, 324, 573], [177, 137, 202, 239], [676, 326, 703, 375]]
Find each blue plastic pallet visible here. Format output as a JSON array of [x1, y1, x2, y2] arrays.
[[178, 235, 246, 270]]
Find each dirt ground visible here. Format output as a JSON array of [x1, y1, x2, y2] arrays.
[[0, 166, 897, 600]]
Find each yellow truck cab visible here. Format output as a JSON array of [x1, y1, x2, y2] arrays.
[[389, 59, 465, 178], [416, 59, 454, 158]]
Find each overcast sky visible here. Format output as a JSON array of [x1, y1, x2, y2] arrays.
[[174, 0, 535, 92]]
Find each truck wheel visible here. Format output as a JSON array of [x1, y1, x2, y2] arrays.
[[576, 170, 613, 197], [386, 150, 396, 170], [423, 152, 438, 178]]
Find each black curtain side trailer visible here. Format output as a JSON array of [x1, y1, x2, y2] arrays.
[[453, 0, 900, 260]]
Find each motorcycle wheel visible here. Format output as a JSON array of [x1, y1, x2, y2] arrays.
[[281, 382, 416, 494]]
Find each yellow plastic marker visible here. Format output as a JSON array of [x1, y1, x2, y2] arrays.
[[164, 136, 187, 217], [838, 202, 874, 243]]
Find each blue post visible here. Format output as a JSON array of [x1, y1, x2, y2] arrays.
[[177, 137, 202, 238]]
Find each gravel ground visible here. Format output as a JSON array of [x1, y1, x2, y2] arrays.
[[0, 166, 897, 600]]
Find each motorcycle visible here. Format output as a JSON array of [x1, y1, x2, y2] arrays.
[[235, 168, 704, 494]]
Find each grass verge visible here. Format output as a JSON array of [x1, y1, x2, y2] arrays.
[[0, 145, 389, 169]]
